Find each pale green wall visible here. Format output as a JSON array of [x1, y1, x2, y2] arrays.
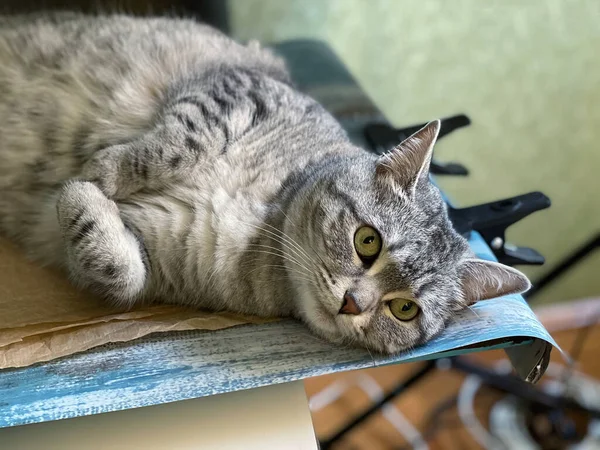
[[228, 0, 600, 304]]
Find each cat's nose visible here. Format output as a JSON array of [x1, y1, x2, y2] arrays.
[[339, 291, 361, 315]]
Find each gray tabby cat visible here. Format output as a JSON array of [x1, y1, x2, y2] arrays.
[[0, 13, 530, 354]]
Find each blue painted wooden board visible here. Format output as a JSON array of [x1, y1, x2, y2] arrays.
[[0, 231, 556, 428]]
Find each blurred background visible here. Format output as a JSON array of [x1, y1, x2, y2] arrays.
[[2, 1, 598, 448]]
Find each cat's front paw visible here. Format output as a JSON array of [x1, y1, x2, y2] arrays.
[[81, 145, 135, 199], [57, 181, 148, 305]]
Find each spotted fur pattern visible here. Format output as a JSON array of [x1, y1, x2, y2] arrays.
[[0, 13, 530, 353]]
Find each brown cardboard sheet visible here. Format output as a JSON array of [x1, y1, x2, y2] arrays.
[[0, 238, 272, 368]]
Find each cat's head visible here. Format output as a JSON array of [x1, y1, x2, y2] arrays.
[[287, 120, 530, 354]]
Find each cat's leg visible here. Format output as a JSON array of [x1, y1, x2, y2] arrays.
[[57, 180, 148, 306], [82, 96, 229, 199]]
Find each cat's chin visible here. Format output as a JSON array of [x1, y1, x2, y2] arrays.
[[309, 309, 420, 355], [298, 296, 388, 354], [292, 280, 413, 355], [308, 319, 405, 356]]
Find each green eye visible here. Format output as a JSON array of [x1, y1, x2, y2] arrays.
[[354, 226, 382, 262], [389, 299, 420, 321]]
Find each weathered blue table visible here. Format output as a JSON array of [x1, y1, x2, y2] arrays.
[[0, 39, 557, 433]]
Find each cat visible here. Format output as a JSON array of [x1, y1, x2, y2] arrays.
[[0, 13, 530, 354]]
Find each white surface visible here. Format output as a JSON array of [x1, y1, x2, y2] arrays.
[[0, 381, 317, 450]]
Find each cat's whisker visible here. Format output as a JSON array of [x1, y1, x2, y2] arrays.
[[245, 248, 313, 276], [246, 237, 317, 279], [256, 219, 310, 256], [236, 218, 311, 261], [467, 305, 481, 319], [244, 260, 313, 279], [255, 233, 314, 268], [237, 218, 329, 292], [261, 211, 324, 262], [240, 220, 315, 267], [245, 263, 288, 276], [246, 243, 312, 271], [242, 262, 317, 288], [286, 274, 318, 287], [272, 204, 327, 266], [366, 346, 377, 369]]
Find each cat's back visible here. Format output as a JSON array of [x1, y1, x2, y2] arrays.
[[0, 13, 294, 243], [0, 12, 270, 73], [0, 13, 289, 189]]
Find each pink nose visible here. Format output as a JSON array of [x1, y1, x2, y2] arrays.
[[339, 291, 361, 315]]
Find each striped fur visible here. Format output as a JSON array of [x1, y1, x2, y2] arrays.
[[0, 13, 530, 354]]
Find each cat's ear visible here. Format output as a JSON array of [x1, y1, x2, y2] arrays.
[[459, 259, 531, 305], [376, 119, 441, 195]]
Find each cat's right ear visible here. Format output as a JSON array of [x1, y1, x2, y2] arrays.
[[458, 258, 531, 305], [375, 120, 440, 196]]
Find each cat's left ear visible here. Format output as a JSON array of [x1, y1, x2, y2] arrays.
[[458, 258, 531, 305], [376, 119, 440, 195]]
